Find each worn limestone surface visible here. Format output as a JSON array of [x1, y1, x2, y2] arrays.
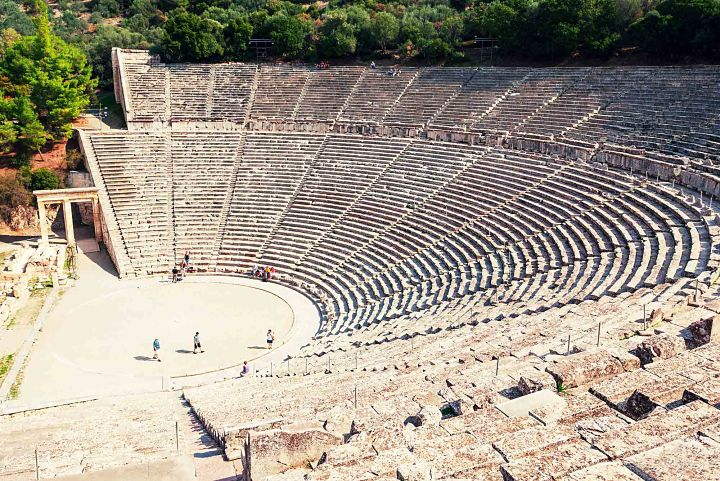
[[625, 435, 720, 481], [545, 350, 626, 388], [245, 427, 343, 479], [592, 401, 720, 459]]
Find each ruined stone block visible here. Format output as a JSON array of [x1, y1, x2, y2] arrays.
[[411, 406, 441, 428], [493, 424, 577, 460], [529, 390, 610, 427], [518, 377, 545, 395], [625, 435, 720, 481], [441, 407, 538, 440], [396, 460, 432, 481], [561, 461, 644, 480], [682, 377, 720, 406], [624, 391, 658, 420], [500, 438, 609, 481], [545, 350, 625, 389], [635, 334, 687, 365], [687, 316, 719, 347], [592, 400, 720, 460], [575, 414, 631, 444], [241, 427, 343, 480], [412, 432, 502, 479], [319, 441, 375, 468], [368, 447, 415, 478]]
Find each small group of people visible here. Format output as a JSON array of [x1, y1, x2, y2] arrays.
[[151, 331, 204, 362], [171, 251, 194, 283], [150, 330, 275, 363], [387, 67, 402, 77], [315, 61, 330, 69], [252, 265, 276, 281]]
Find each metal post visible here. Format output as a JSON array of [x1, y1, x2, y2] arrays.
[[566, 334, 571, 354], [305, 358, 308, 375], [643, 304, 647, 330], [287, 359, 290, 375], [175, 421, 179, 453], [495, 357, 500, 376], [270, 362, 273, 377], [35, 448, 39, 480], [597, 322, 602, 347]]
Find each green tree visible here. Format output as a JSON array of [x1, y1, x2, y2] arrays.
[[159, 9, 224, 61], [0, 1, 95, 144], [318, 10, 357, 57], [85, 24, 147, 85], [0, 0, 35, 35], [578, 0, 622, 57], [266, 13, 310, 58], [0, 27, 21, 55], [96, 0, 121, 18], [345, 5, 372, 53], [629, 0, 720, 58], [370, 12, 399, 51], [0, 91, 18, 153], [223, 16, 253, 60], [30, 168, 60, 191]]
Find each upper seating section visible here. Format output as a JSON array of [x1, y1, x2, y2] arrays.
[[114, 50, 720, 163]]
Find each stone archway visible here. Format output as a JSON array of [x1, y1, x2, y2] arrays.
[[34, 188, 102, 248]]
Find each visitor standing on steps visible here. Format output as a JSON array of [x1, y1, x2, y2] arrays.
[[193, 331, 204, 353], [266, 329, 275, 349], [153, 338, 161, 361]]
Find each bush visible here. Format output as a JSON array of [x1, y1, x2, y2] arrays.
[[30, 168, 60, 191], [0, 176, 32, 223]]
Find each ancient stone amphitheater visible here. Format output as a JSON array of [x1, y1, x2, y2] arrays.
[[3, 48, 720, 479]]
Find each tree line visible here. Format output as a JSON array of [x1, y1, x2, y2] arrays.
[[2, 1, 719, 87]]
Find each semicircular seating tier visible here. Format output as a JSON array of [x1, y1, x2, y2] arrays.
[[81, 129, 719, 339]]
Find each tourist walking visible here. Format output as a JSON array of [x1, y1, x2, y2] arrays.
[[153, 338, 161, 361], [266, 330, 275, 349], [193, 331, 204, 354]]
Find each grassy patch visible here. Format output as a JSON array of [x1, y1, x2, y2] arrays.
[[556, 380, 568, 394], [9, 369, 23, 399], [0, 353, 15, 385]]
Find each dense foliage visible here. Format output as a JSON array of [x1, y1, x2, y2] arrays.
[[0, 0, 96, 162], [0, 0, 716, 76]]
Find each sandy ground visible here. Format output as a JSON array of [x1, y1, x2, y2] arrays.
[[15, 247, 308, 404]]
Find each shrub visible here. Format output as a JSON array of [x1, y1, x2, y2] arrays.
[[30, 168, 60, 191], [0, 176, 32, 223]]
